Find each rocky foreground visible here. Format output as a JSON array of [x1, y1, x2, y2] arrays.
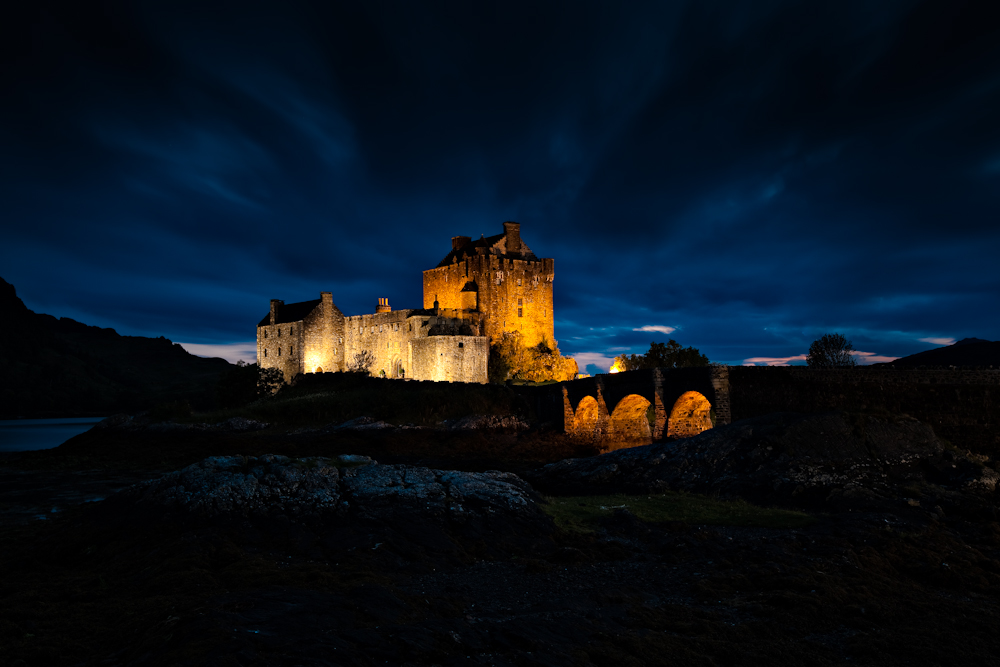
[[530, 412, 999, 516], [104, 454, 554, 561], [3, 412, 1000, 665]]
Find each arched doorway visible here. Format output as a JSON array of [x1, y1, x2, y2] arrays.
[[392, 358, 404, 378], [571, 395, 600, 440], [315, 367, 323, 373], [607, 394, 652, 450], [667, 391, 713, 439]]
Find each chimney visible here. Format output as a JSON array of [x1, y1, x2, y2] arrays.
[[503, 221, 521, 255], [269, 299, 283, 325], [451, 236, 471, 252], [376, 297, 391, 313]]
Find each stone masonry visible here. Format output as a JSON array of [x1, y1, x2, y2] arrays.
[[422, 221, 555, 348], [257, 222, 551, 384]]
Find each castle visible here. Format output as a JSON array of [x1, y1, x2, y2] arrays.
[[257, 222, 556, 384]]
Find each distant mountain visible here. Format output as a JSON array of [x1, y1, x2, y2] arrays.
[[0, 277, 233, 418], [875, 338, 1000, 367]]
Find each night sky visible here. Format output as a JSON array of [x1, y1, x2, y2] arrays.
[[3, 1, 999, 375]]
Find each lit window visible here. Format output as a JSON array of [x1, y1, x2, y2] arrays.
[[518, 308, 522, 317], [518, 298, 522, 306]]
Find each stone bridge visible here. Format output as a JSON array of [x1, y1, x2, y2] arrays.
[[513, 366, 731, 449]]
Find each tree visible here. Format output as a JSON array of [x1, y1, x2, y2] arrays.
[[488, 332, 578, 383], [807, 333, 857, 368], [216, 360, 286, 407], [257, 364, 286, 396], [348, 350, 375, 374], [612, 340, 709, 372]]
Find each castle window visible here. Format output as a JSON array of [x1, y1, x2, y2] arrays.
[[518, 298, 522, 306], [517, 278, 521, 286], [339, 337, 343, 343], [264, 330, 268, 338], [518, 308, 523, 317], [278, 347, 281, 356], [290, 345, 294, 356], [278, 328, 282, 336], [264, 349, 267, 357], [458, 342, 464, 348]]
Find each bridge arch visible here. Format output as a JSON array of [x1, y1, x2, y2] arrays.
[[571, 395, 601, 439], [607, 394, 652, 450], [667, 391, 713, 439]]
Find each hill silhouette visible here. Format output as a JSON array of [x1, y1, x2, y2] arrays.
[[0, 277, 232, 418], [875, 337, 1000, 367]]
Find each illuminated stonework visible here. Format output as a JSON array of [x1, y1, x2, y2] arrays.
[[422, 221, 555, 348], [666, 391, 714, 439], [257, 222, 553, 384]]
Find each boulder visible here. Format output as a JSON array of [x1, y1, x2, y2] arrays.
[[104, 454, 553, 557]]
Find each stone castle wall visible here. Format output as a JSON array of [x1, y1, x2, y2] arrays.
[[257, 222, 551, 385], [257, 321, 305, 382], [344, 309, 417, 378], [422, 254, 554, 348], [300, 294, 345, 375], [411, 335, 489, 383]]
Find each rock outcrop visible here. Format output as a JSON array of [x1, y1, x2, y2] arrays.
[[527, 412, 999, 511], [448, 414, 531, 431], [104, 455, 554, 557]]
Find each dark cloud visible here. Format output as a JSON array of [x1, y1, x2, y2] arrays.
[[2, 0, 998, 366]]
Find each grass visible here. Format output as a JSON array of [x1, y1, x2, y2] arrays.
[[542, 492, 815, 533]]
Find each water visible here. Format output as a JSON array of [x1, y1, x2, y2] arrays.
[[0, 417, 106, 452]]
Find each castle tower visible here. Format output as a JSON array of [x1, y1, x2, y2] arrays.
[[422, 221, 554, 348]]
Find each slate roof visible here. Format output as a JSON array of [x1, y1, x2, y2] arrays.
[[257, 299, 321, 327], [435, 232, 537, 267]]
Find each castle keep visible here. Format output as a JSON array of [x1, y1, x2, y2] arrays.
[[257, 222, 555, 384]]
